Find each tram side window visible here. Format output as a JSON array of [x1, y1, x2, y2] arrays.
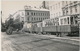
[[71, 17, 73, 24], [75, 20, 77, 24], [60, 19, 63, 25], [45, 22, 48, 27], [64, 18, 66, 24], [74, 16, 78, 24], [67, 17, 69, 24]]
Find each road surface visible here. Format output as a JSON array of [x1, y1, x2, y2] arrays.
[[1, 32, 79, 51]]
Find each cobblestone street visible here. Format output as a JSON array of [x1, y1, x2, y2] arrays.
[[1, 32, 79, 51]]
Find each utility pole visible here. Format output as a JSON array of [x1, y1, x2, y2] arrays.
[[78, 14, 80, 36], [1, 11, 2, 24]]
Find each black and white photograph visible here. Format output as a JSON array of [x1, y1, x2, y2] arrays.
[[1, 0, 80, 51]]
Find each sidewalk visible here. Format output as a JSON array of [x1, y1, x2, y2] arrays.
[[41, 35, 80, 45], [27, 33, 80, 45]]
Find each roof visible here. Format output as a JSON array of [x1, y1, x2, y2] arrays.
[[25, 8, 50, 11]]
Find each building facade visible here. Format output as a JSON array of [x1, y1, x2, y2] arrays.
[[24, 6, 50, 23], [48, 1, 80, 25], [62, 1, 80, 25], [49, 1, 63, 18], [62, 1, 80, 16]]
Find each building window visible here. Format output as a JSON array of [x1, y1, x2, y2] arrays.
[[66, 1, 68, 5], [39, 18, 40, 20], [61, 19, 63, 25], [43, 13, 44, 16], [66, 8, 68, 15], [59, 12, 61, 16], [50, 6, 52, 10], [43, 18, 44, 20], [37, 13, 39, 16], [41, 18, 42, 21], [37, 18, 38, 21], [70, 7, 72, 14], [32, 17, 33, 21], [59, 3, 60, 8], [62, 1, 64, 6], [36, 13, 37, 16], [39, 13, 40, 16], [54, 14, 55, 17], [56, 4, 57, 9], [27, 12, 29, 15], [22, 12, 24, 16], [53, 6, 54, 10], [35, 18, 36, 21], [62, 10, 65, 15], [34, 18, 35, 20], [35, 13, 36, 15], [21, 17, 24, 21], [74, 5, 77, 13], [70, 1, 71, 3], [41, 13, 42, 16], [45, 13, 47, 16], [56, 13, 57, 17], [64, 18, 67, 24], [47, 13, 48, 16], [34, 13, 35, 16], [27, 17, 29, 21], [45, 18, 46, 19], [75, 19, 77, 24], [31, 12, 33, 15], [74, 1, 77, 3]]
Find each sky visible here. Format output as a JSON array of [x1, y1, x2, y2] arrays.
[[1, 1, 42, 23]]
